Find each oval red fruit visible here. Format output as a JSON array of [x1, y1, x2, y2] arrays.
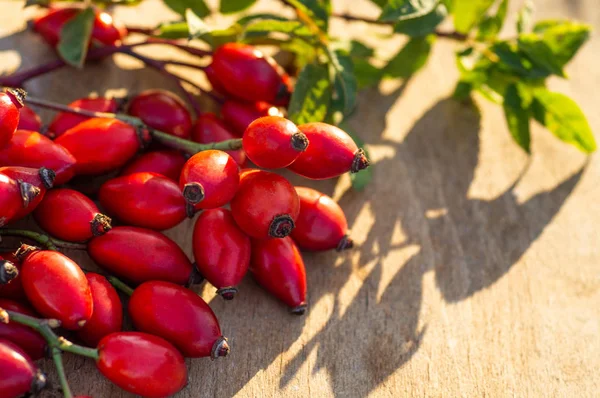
[[48, 97, 118, 138], [243, 116, 307, 169], [204, 63, 227, 94], [76, 273, 123, 347], [250, 237, 307, 314], [0, 166, 55, 222], [17, 245, 93, 330], [17, 106, 42, 132], [192, 113, 246, 166], [55, 118, 149, 175], [0, 89, 24, 150], [0, 252, 25, 300], [97, 332, 187, 398], [230, 170, 299, 239], [287, 122, 370, 179], [128, 90, 192, 139], [192, 208, 250, 299], [91, 10, 127, 46], [0, 173, 40, 228], [99, 172, 187, 230], [221, 100, 282, 136], [88, 226, 194, 285], [34, 188, 112, 242], [0, 339, 47, 398], [120, 150, 185, 182], [0, 299, 47, 360], [129, 281, 229, 358], [179, 150, 239, 210]]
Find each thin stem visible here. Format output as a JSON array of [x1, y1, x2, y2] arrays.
[[0, 229, 87, 251], [165, 60, 207, 70], [52, 348, 73, 398], [145, 37, 213, 57], [107, 276, 134, 296], [124, 25, 155, 35]]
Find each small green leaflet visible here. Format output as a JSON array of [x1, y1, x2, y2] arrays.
[[185, 9, 212, 44], [532, 20, 591, 67], [243, 20, 313, 39], [476, 0, 508, 40], [155, 22, 189, 39], [236, 13, 289, 26], [518, 34, 567, 78], [383, 35, 435, 78], [517, 0, 534, 33], [393, 3, 447, 37], [220, 0, 256, 14], [503, 83, 531, 153], [531, 89, 596, 153], [328, 50, 358, 118], [57, 7, 95, 68], [379, 0, 438, 23], [288, 63, 331, 124], [452, 0, 495, 34], [163, 0, 209, 18], [340, 123, 373, 191], [353, 59, 382, 89], [286, 0, 331, 31]]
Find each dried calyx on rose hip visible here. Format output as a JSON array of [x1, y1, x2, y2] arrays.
[[0, 252, 25, 301], [0, 257, 18, 285], [48, 97, 119, 138], [0, 88, 25, 150], [0, 339, 47, 398], [128, 90, 192, 139]]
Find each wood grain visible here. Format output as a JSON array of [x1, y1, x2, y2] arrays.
[[1, 0, 599, 396]]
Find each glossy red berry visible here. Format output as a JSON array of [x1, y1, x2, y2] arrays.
[[76, 273, 123, 347], [129, 281, 229, 358], [204, 63, 227, 94], [191, 113, 246, 166], [120, 150, 186, 182], [128, 90, 192, 139], [212, 43, 290, 104], [0, 252, 25, 300], [288, 122, 370, 179], [179, 149, 240, 210], [291, 187, 353, 251], [96, 332, 187, 398], [17, 245, 93, 330], [91, 10, 127, 46], [0, 89, 24, 149], [0, 339, 47, 398], [0, 166, 55, 222], [34, 188, 112, 242], [48, 97, 118, 138], [192, 208, 250, 299], [55, 118, 149, 175], [230, 170, 299, 239], [221, 100, 282, 136], [0, 130, 76, 185], [17, 106, 42, 132], [250, 237, 307, 314], [0, 299, 47, 360], [0, 172, 40, 228], [243, 116, 307, 169], [88, 226, 195, 285], [99, 172, 187, 230]]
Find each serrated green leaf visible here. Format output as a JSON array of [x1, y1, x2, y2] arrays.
[[163, 0, 209, 18], [340, 123, 373, 191], [383, 35, 435, 78], [379, 0, 438, 23], [503, 83, 531, 153], [328, 50, 358, 118], [57, 7, 95, 68], [286, 0, 331, 31], [517, 0, 533, 33], [354, 59, 382, 88], [518, 33, 567, 77], [531, 20, 591, 66], [393, 3, 447, 37], [220, 0, 256, 14], [288, 63, 332, 124], [185, 9, 212, 44], [476, 0, 508, 40], [243, 19, 313, 39], [452, 0, 495, 34], [531, 89, 596, 153], [155, 22, 189, 39]]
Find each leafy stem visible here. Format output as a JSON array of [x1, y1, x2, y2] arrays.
[[0, 229, 87, 251]]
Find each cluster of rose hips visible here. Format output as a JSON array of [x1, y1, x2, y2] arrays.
[[0, 7, 369, 398]]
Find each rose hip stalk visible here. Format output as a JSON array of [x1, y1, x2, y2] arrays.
[[128, 90, 192, 139], [0, 299, 47, 360], [120, 149, 185, 182], [193, 208, 251, 299], [17, 106, 42, 132], [48, 97, 119, 138], [0, 172, 40, 227], [0, 88, 24, 149], [221, 100, 283, 136], [0, 166, 55, 222], [192, 113, 247, 166], [0, 339, 47, 398]]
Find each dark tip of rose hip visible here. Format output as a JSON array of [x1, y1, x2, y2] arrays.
[[183, 182, 205, 205], [336, 234, 354, 252], [113, 95, 129, 112], [187, 265, 205, 287], [90, 213, 112, 237], [136, 126, 152, 150], [211, 336, 230, 360], [15, 244, 39, 262], [290, 303, 307, 315], [18, 180, 41, 208], [30, 369, 48, 394], [38, 167, 56, 189], [0, 260, 18, 284], [217, 286, 238, 300], [290, 132, 309, 152], [275, 83, 291, 103], [269, 214, 295, 238], [351, 148, 370, 173], [186, 203, 197, 218], [5, 87, 26, 108]]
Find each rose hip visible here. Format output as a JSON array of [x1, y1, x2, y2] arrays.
[[243, 116, 308, 169], [17, 106, 42, 132], [192, 208, 251, 299], [88, 226, 195, 285], [0, 89, 24, 150], [204, 63, 227, 94], [34, 188, 112, 242], [291, 187, 354, 251], [179, 149, 240, 210], [76, 273, 123, 347], [191, 113, 247, 166], [0, 166, 55, 222], [0, 130, 76, 184], [129, 281, 230, 358], [55, 118, 150, 175], [287, 122, 370, 179], [96, 332, 187, 397], [48, 97, 118, 138], [91, 10, 127, 46], [0, 339, 47, 398], [17, 245, 93, 330], [99, 172, 187, 230], [230, 170, 299, 239], [128, 90, 192, 139], [0, 253, 25, 300], [0, 172, 40, 228], [0, 299, 47, 360], [120, 150, 186, 182], [221, 100, 283, 136], [250, 237, 307, 314]]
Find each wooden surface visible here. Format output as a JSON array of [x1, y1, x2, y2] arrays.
[[1, 0, 599, 397]]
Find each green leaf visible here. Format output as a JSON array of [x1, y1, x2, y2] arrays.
[[340, 123, 373, 191], [354, 59, 382, 88], [220, 0, 256, 14], [368, 0, 387, 8], [155, 22, 189, 39], [393, 3, 447, 37], [346, 40, 375, 58], [517, 0, 533, 33], [57, 7, 95, 68], [452, 0, 495, 34], [491, 41, 549, 78], [243, 19, 313, 39], [236, 13, 289, 26], [532, 20, 591, 66], [328, 50, 358, 117], [453, 80, 473, 101], [383, 35, 435, 78], [531, 89, 596, 153], [518, 33, 567, 77], [379, 0, 438, 23], [286, 0, 331, 30], [476, 0, 508, 40], [503, 83, 531, 153], [163, 0, 210, 18], [185, 9, 212, 44], [288, 63, 332, 124]]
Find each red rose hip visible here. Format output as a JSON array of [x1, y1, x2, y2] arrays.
[[0, 339, 47, 398], [0, 299, 47, 360], [120, 150, 186, 182], [17, 106, 42, 132], [0, 166, 55, 222], [191, 113, 247, 166], [48, 97, 118, 138], [221, 100, 283, 136], [128, 90, 192, 139], [0, 172, 40, 227], [0, 89, 24, 150], [129, 281, 230, 358], [192, 208, 251, 299]]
